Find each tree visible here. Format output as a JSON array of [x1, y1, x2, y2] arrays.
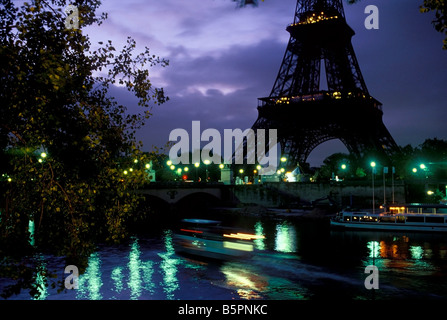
[[347, 0, 447, 49], [0, 0, 169, 261]]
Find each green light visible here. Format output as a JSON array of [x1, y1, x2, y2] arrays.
[[410, 246, 423, 260], [76, 252, 103, 300], [167, 160, 172, 166], [194, 162, 200, 168], [412, 168, 417, 173], [128, 239, 142, 299], [280, 157, 287, 163], [145, 163, 150, 169], [274, 221, 297, 253], [367, 241, 380, 258], [254, 221, 266, 251], [420, 164, 426, 170], [170, 165, 175, 170], [219, 164, 224, 169], [40, 152, 47, 158], [341, 164, 347, 170], [370, 161, 376, 168], [204, 159, 211, 165]]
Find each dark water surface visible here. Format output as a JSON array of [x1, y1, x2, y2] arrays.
[[2, 213, 447, 300]]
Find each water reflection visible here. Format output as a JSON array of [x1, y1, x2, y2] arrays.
[[128, 239, 142, 299], [6, 217, 447, 300], [367, 241, 381, 259], [159, 230, 180, 299], [220, 262, 268, 300], [254, 221, 266, 251], [274, 221, 297, 253], [77, 252, 102, 300], [32, 254, 48, 300], [410, 246, 423, 260], [111, 267, 124, 297]]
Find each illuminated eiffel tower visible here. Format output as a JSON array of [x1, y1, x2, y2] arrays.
[[250, 0, 399, 169]]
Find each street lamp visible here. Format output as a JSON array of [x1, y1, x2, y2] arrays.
[[194, 162, 200, 182], [370, 161, 376, 213], [204, 159, 210, 182], [167, 160, 172, 166]]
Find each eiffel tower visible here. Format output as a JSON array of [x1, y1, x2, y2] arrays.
[[250, 0, 399, 170]]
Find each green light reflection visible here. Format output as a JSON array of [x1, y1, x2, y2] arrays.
[[274, 221, 297, 253], [159, 230, 179, 299], [111, 267, 124, 297], [410, 246, 424, 260], [28, 219, 35, 246], [367, 241, 381, 258], [76, 252, 103, 300], [32, 255, 48, 300], [254, 221, 266, 250], [128, 238, 142, 299]]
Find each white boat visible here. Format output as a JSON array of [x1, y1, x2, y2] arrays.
[[173, 218, 265, 260], [330, 203, 447, 232]]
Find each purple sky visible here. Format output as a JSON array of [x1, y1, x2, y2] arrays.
[[85, 0, 447, 166]]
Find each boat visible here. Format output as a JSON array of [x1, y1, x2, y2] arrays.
[[330, 203, 447, 232], [173, 218, 265, 260]]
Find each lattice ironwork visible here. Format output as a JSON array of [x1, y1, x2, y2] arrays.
[[247, 0, 399, 169]]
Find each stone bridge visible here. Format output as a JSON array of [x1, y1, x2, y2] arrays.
[[135, 181, 407, 208], [135, 182, 235, 205]]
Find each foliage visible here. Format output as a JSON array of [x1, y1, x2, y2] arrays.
[[419, 0, 447, 49], [316, 138, 447, 182], [0, 0, 169, 262]]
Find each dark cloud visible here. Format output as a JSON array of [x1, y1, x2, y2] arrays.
[[129, 38, 285, 149], [105, 0, 447, 166]]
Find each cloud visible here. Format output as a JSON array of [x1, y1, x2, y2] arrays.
[[93, 0, 447, 166]]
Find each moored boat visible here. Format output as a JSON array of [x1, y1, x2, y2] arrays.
[[330, 203, 447, 232], [173, 218, 265, 260]]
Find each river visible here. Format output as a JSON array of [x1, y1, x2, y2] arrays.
[[2, 212, 447, 300]]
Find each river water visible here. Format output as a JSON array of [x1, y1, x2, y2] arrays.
[[2, 212, 447, 300]]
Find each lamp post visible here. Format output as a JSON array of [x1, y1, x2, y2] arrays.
[[194, 162, 200, 182], [370, 162, 376, 214], [204, 159, 210, 182], [239, 169, 244, 184]]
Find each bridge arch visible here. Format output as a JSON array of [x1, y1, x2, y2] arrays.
[[176, 192, 222, 208]]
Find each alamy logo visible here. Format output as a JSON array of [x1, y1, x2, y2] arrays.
[[364, 5, 379, 30], [364, 265, 379, 290], [65, 4, 79, 30], [64, 265, 79, 290], [169, 121, 279, 175]]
